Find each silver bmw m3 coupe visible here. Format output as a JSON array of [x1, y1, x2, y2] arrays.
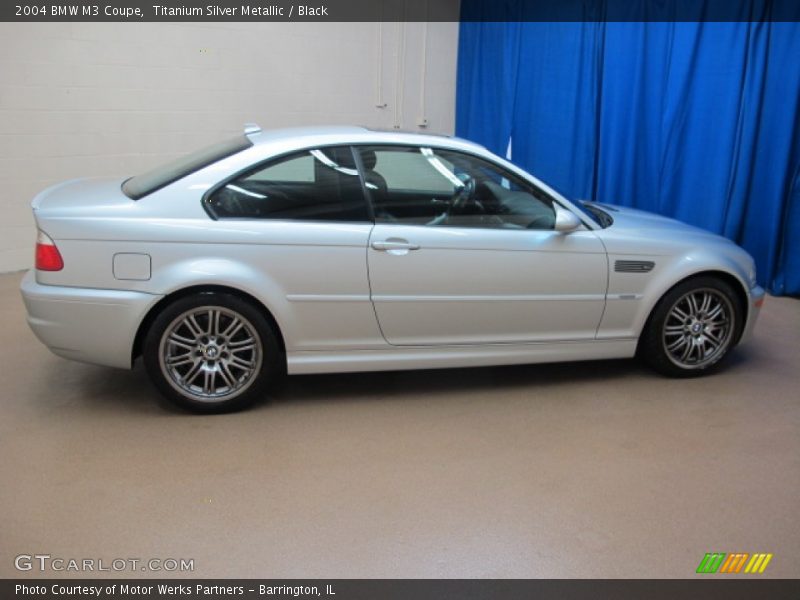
[[20, 125, 765, 412]]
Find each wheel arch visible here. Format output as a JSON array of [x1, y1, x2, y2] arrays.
[[132, 284, 287, 364]]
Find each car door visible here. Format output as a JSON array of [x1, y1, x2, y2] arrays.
[[357, 145, 608, 346], [203, 145, 385, 351]]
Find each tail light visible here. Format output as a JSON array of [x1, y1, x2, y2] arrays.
[[35, 230, 64, 271]]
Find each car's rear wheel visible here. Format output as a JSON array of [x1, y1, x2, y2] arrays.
[[640, 276, 742, 377], [143, 293, 282, 412]]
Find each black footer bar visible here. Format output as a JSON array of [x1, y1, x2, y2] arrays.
[[4, 579, 800, 600]]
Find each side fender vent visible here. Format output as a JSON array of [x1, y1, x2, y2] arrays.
[[615, 260, 655, 273]]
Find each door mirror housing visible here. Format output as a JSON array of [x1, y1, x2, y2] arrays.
[[554, 205, 582, 232]]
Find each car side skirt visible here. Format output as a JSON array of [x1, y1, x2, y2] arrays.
[[287, 339, 638, 375]]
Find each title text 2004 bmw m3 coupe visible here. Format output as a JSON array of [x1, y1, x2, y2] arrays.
[[21, 125, 765, 412]]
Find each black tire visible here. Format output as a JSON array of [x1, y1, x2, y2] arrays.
[[143, 292, 283, 413], [639, 276, 743, 377]]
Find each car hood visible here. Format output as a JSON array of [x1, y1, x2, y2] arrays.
[[589, 201, 733, 240], [588, 201, 714, 235], [584, 201, 747, 258]]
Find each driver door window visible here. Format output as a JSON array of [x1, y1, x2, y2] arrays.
[[355, 146, 556, 230]]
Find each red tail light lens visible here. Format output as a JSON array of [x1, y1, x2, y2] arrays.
[[35, 230, 64, 271]]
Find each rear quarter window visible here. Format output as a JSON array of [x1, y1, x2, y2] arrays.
[[122, 135, 253, 199], [205, 146, 369, 222]]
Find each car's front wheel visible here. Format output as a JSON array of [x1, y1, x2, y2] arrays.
[[143, 292, 282, 412], [640, 276, 743, 377]]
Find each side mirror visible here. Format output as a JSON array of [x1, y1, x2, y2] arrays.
[[554, 205, 581, 233]]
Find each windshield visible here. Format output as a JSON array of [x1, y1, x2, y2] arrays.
[[122, 135, 253, 199]]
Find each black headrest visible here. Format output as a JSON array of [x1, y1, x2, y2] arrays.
[[360, 149, 377, 171], [327, 147, 357, 169]]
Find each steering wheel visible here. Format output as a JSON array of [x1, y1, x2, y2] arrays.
[[451, 177, 482, 214]]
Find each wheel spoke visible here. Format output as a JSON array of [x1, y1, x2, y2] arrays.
[[680, 340, 693, 362], [230, 356, 255, 371], [708, 313, 728, 328], [206, 309, 215, 335], [703, 338, 719, 354], [672, 305, 690, 321], [707, 321, 728, 334], [228, 334, 255, 346], [218, 363, 237, 389], [203, 369, 216, 395], [167, 334, 196, 352], [686, 293, 700, 316], [704, 330, 722, 349], [182, 360, 204, 385], [185, 315, 205, 338], [222, 318, 244, 339], [699, 292, 712, 315], [706, 302, 724, 321], [170, 330, 196, 344], [230, 344, 257, 354], [210, 309, 221, 336], [167, 354, 195, 368], [667, 336, 687, 352]]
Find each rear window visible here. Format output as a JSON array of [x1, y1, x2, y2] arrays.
[[122, 135, 253, 199]]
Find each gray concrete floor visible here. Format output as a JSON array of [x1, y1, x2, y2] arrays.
[[0, 271, 798, 578]]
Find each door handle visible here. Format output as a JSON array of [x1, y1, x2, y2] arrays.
[[371, 240, 421, 251]]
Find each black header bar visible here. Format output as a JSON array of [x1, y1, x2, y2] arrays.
[[2, 0, 800, 23]]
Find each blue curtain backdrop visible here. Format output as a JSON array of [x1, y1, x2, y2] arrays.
[[456, 5, 800, 295]]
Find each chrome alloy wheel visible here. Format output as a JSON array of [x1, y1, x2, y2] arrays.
[[662, 288, 734, 369], [158, 306, 263, 402]]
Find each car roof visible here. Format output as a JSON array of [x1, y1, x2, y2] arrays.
[[243, 124, 487, 154]]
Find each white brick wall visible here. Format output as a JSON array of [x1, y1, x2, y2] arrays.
[[0, 22, 459, 272]]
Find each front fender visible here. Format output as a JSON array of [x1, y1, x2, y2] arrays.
[[598, 248, 752, 340]]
